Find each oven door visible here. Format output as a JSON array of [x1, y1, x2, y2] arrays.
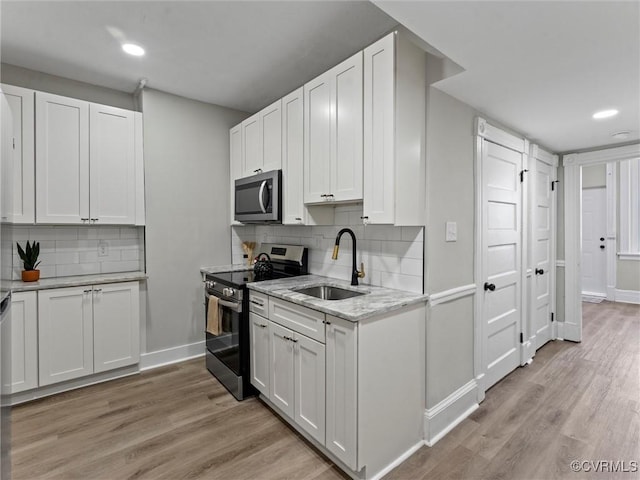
[[205, 291, 242, 376]]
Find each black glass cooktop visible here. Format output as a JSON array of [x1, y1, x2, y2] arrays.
[[206, 269, 292, 288]]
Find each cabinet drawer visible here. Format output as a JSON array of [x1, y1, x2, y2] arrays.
[[249, 292, 269, 317], [269, 298, 325, 343]]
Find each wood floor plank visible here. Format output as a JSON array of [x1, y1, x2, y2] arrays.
[[11, 301, 639, 480]]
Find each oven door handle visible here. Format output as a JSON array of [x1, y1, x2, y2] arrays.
[[206, 293, 242, 313]]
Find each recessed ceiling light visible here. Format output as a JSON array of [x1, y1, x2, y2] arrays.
[[611, 130, 631, 140], [122, 43, 145, 56], [592, 109, 618, 119]]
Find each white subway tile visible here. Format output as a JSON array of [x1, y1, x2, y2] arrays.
[[380, 272, 423, 293], [54, 227, 79, 241], [400, 257, 424, 276], [121, 249, 140, 261], [38, 265, 57, 279], [79, 251, 99, 263], [57, 263, 100, 277], [29, 227, 56, 240], [401, 227, 424, 242], [56, 240, 99, 251], [119, 227, 140, 239], [55, 251, 80, 265], [100, 261, 140, 274]]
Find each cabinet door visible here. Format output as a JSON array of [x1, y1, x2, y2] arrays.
[[230, 124, 243, 225], [331, 52, 363, 202], [93, 282, 140, 373], [304, 71, 332, 204], [250, 312, 270, 395], [89, 104, 136, 224], [35, 92, 89, 224], [38, 286, 93, 386], [294, 333, 325, 444], [282, 88, 305, 225], [326, 315, 358, 470], [269, 321, 294, 418], [8, 291, 38, 393], [363, 34, 395, 224], [260, 99, 282, 172], [2, 84, 35, 224], [242, 113, 262, 176]]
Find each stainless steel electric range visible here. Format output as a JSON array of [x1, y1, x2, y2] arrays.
[[203, 244, 308, 400]]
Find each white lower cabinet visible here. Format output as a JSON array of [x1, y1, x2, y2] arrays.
[[38, 281, 140, 387], [7, 291, 38, 393], [93, 282, 140, 373], [325, 316, 357, 469], [249, 291, 425, 479], [249, 312, 270, 396]]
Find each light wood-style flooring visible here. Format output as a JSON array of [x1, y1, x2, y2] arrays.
[[12, 301, 639, 479]]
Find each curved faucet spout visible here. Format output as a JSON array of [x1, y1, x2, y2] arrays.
[[332, 228, 365, 286]]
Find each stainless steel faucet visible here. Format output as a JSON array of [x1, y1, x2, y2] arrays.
[[332, 228, 365, 286]]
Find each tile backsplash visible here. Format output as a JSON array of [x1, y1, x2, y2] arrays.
[[232, 205, 424, 294], [12, 225, 145, 280]]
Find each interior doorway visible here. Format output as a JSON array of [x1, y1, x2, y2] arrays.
[[581, 186, 607, 301]]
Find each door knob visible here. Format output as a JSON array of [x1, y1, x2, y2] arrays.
[[535, 268, 544, 275], [600, 245, 605, 249], [484, 282, 496, 292], [600, 237, 605, 241]]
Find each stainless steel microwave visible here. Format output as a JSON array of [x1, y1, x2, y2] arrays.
[[234, 170, 282, 223]]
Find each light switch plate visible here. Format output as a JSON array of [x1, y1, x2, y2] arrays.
[[446, 222, 457, 242], [98, 241, 109, 257]]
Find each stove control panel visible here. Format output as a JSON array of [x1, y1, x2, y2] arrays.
[[222, 287, 236, 297]]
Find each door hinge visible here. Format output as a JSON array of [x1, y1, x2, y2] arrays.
[[519, 169, 529, 183], [551, 180, 559, 191], [520, 332, 524, 343], [551, 312, 555, 322]]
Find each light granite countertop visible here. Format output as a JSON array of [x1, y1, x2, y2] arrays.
[[200, 264, 252, 276], [247, 274, 428, 322], [10, 271, 148, 292]]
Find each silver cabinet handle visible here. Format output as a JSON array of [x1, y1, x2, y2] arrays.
[[254, 168, 263, 174], [256, 323, 267, 328], [83, 289, 92, 293], [91, 218, 99, 223], [258, 180, 268, 213], [291, 338, 298, 343], [250, 300, 264, 307], [81, 218, 89, 223]]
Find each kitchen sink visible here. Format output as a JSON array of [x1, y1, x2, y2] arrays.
[[293, 285, 366, 301]]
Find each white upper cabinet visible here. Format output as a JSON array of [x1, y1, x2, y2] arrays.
[[36, 92, 90, 224], [2, 84, 35, 224], [281, 87, 306, 225], [304, 52, 363, 204], [35, 91, 143, 225], [363, 32, 426, 226], [241, 99, 282, 178], [89, 103, 136, 225]]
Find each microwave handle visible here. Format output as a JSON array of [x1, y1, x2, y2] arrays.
[[258, 180, 269, 213]]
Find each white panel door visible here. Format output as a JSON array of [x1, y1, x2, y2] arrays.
[[325, 316, 357, 470], [2, 84, 35, 224], [363, 33, 395, 224], [93, 282, 140, 373], [331, 52, 363, 202], [35, 92, 89, 224], [38, 286, 93, 386], [282, 88, 305, 225], [242, 114, 262, 176], [250, 313, 270, 396], [260, 99, 282, 172], [533, 158, 555, 350], [89, 104, 136, 224], [269, 321, 294, 418], [293, 333, 325, 444], [581, 187, 607, 297], [230, 124, 243, 225], [482, 140, 522, 389], [304, 71, 332, 203], [8, 291, 38, 393]]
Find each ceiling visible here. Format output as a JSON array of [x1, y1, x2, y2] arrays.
[[2, 1, 639, 153]]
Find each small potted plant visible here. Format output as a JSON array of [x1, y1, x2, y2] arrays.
[[17, 240, 41, 282]]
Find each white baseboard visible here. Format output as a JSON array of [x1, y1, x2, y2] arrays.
[[615, 289, 640, 304], [139, 340, 205, 371], [423, 379, 479, 446], [369, 441, 424, 480]]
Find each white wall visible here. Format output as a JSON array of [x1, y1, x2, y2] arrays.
[[1, 63, 135, 110], [141, 88, 247, 353], [424, 87, 477, 408]]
